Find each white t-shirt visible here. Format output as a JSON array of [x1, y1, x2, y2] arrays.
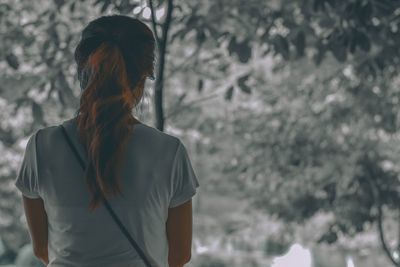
[[14, 117, 200, 267]]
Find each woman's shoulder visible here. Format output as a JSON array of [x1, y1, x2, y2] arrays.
[[134, 122, 181, 148], [35, 118, 182, 151]]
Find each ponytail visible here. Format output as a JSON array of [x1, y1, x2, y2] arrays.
[[76, 41, 143, 211], [73, 15, 155, 211]]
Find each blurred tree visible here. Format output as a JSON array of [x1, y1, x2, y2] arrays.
[[147, 0, 174, 131], [1, 0, 400, 265], [204, 1, 400, 266], [162, 1, 400, 264]]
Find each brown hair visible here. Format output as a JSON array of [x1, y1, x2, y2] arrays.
[[73, 15, 156, 211]]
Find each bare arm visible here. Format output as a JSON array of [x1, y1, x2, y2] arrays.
[[166, 199, 193, 267], [22, 196, 49, 265]]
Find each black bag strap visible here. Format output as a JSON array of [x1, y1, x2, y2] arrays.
[[59, 124, 153, 267]]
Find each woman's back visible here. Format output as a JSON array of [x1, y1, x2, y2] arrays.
[[17, 117, 200, 266]]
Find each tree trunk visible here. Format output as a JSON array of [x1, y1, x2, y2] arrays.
[[149, 0, 174, 131], [154, 60, 165, 131]]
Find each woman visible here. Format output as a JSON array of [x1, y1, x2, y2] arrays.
[[14, 15, 200, 267]]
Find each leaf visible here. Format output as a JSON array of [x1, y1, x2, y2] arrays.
[[31, 101, 44, 124], [317, 228, 338, 244], [5, 53, 19, 70], [356, 31, 371, 52], [197, 79, 203, 93], [58, 88, 65, 106], [339, 31, 350, 47], [218, 62, 229, 72], [225, 86, 234, 101], [345, 2, 356, 16], [359, 1, 373, 23], [49, 11, 56, 21], [313, 0, 323, 12], [330, 43, 347, 62], [171, 27, 191, 42], [237, 74, 252, 94], [273, 34, 289, 60], [54, 0, 65, 9], [349, 32, 357, 54], [262, 46, 271, 56], [228, 36, 237, 56], [236, 39, 252, 63], [313, 43, 326, 65], [100, 0, 111, 13], [295, 30, 306, 57], [228, 37, 252, 63], [196, 29, 206, 44], [69, 2, 76, 12], [177, 92, 187, 105], [185, 14, 199, 28], [117, 2, 138, 14], [312, 0, 318, 12]]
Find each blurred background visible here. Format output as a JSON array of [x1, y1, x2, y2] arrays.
[[1, 0, 400, 266]]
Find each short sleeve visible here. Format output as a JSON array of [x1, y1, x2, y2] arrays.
[[169, 140, 200, 208], [14, 130, 41, 199]]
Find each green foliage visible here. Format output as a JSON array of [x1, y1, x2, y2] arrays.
[[186, 3, 400, 265], [226, 62, 400, 264], [1, 0, 400, 265], [228, 36, 252, 63]]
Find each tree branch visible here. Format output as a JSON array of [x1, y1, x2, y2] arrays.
[[148, 0, 161, 44], [151, 0, 174, 130], [365, 175, 398, 266], [164, 91, 222, 119], [161, 0, 174, 50]]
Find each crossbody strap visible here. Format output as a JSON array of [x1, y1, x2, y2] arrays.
[[59, 125, 153, 267]]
